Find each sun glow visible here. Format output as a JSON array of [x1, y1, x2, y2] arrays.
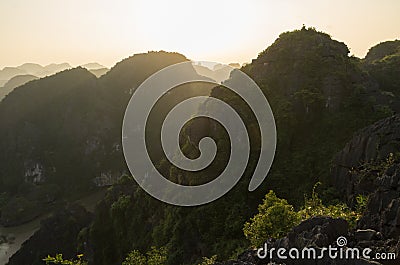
[[0, 0, 399, 68]]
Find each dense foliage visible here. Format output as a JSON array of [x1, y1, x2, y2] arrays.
[[43, 254, 87, 265], [243, 190, 299, 247], [122, 247, 167, 265]]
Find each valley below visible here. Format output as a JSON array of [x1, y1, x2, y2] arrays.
[[0, 188, 107, 265]]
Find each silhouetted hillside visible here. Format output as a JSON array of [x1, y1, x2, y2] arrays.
[[3, 74, 39, 90], [0, 68, 100, 194], [364, 39, 400, 63], [0, 74, 38, 101]]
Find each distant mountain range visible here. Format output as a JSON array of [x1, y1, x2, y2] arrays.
[[0, 62, 109, 83], [0, 63, 71, 85], [192, 62, 241, 83], [81, 63, 110, 77], [0, 74, 38, 100], [81, 62, 106, 70], [0, 62, 110, 100]]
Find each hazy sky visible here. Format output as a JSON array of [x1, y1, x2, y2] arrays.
[[0, 0, 399, 68]]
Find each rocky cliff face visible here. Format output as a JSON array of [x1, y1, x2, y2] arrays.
[[331, 115, 400, 204], [358, 162, 400, 243]]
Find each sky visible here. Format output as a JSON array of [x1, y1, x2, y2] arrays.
[[0, 0, 399, 69]]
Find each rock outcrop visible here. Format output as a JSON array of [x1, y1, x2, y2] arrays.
[[331, 115, 400, 204], [357, 161, 400, 251], [217, 217, 396, 265]]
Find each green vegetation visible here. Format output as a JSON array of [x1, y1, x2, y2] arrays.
[[122, 251, 147, 265], [122, 247, 167, 265], [43, 248, 167, 265], [43, 254, 87, 265], [243, 191, 299, 247], [298, 183, 366, 228], [197, 256, 217, 265], [350, 152, 398, 183], [243, 184, 367, 247]]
